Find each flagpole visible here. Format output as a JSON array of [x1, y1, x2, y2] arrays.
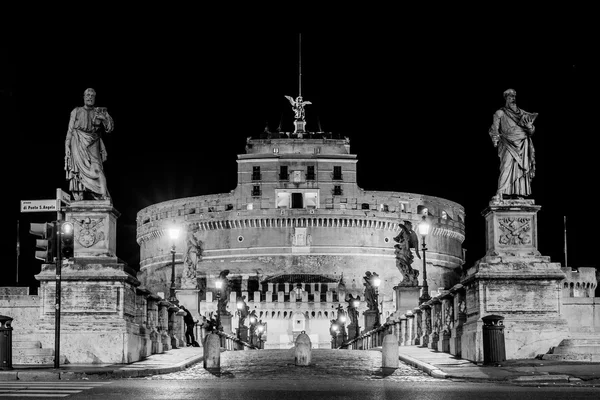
[[298, 33, 302, 97], [564, 216, 568, 269], [16, 220, 20, 283]]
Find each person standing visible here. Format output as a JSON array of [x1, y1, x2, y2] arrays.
[[489, 88, 538, 200], [179, 305, 198, 346], [65, 88, 114, 201]]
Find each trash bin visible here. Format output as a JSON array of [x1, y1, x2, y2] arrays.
[[482, 314, 505, 365], [0, 315, 13, 370]]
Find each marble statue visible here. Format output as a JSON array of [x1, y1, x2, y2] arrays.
[[217, 270, 232, 316], [346, 293, 360, 326], [285, 95, 312, 121], [489, 88, 538, 201], [65, 88, 114, 201], [393, 221, 421, 286], [238, 295, 250, 326], [363, 271, 379, 311], [182, 225, 203, 289]]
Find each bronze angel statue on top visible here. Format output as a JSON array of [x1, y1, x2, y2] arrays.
[[285, 95, 312, 121]]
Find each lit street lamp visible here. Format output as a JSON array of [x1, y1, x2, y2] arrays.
[[168, 227, 180, 305], [256, 321, 265, 349], [418, 216, 431, 305], [335, 304, 347, 344], [373, 274, 381, 327], [248, 311, 257, 346], [330, 321, 340, 348]]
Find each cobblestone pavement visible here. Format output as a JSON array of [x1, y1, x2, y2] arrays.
[[138, 349, 439, 382]]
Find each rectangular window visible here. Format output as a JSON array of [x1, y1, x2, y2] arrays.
[[306, 166, 315, 180], [333, 166, 342, 180], [252, 185, 261, 197], [252, 166, 261, 181], [333, 185, 342, 196], [291, 193, 303, 209], [279, 166, 288, 180]]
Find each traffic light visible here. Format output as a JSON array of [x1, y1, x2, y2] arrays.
[[60, 221, 74, 259], [29, 222, 56, 263]]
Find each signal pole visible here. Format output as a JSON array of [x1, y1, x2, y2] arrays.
[[54, 188, 66, 369]]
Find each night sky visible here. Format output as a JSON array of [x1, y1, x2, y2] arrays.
[[3, 29, 597, 292]]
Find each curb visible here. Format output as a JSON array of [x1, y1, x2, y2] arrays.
[[398, 354, 447, 379], [0, 354, 205, 381]]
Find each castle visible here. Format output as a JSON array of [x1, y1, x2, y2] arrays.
[[135, 96, 466, 348]]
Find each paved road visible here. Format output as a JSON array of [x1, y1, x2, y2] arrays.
[[140, 349, 440, 382]]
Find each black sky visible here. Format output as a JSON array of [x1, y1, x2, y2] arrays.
[[3, 28, 597, 291]]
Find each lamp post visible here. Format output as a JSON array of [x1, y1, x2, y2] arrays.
[[418, 216, 431, 305], [168, 227, 180, 305], [330, 321, 339, 348], [215, 278, 223, 332], [352, 298, 360, 338], [372, 274, 381, 327], [248, 311, 257, 346], [236, 300, 244, 340], [257, 322, 265, 349]]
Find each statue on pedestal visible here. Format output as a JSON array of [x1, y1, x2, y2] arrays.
[[218, 270, 232, 316], [182, 224, 202, 289], [363, 271, 379, 311], [346, 293, 360, 326], [393, 221, 421, 286], [489, 88, 538, 201], [65, 88, 114, 201], [285, 95, 312, 121]]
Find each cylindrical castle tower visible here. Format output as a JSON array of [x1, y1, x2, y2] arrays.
[[136, 135, 465, 348]]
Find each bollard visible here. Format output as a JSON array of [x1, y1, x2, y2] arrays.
[[294, 331, 312, 366], [203, 333, 221, 369], [382, 334, 399, 368], [0, 315, 13, 370]]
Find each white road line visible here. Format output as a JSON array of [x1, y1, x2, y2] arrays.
[[0, 381, 111, 398]]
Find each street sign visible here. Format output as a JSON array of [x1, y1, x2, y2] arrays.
[[20, 199, 58, 212], [56, 188, 71, 205]]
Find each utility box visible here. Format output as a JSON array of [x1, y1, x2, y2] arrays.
[[0, 315, 13, 370], [482, 315, 506, 365]]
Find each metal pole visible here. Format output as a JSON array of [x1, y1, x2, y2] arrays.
[[216, 291, 221, 331], [564, 216, 568, 269], [169, 245, 176, 303], [16, 220, 19, 284], [419, 235, 430, 304], [54, 221, 61, 369]]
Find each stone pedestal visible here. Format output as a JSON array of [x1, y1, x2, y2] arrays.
[[220, 314, 233, 334], [34, 201, 148, 364], [394, 285, 421, 316], [363, 310, 379, 332], [176, 289, 200, 316], [35, 259, 144, 364], [64, 200, 119, 258], [461, 200, 569, 362], [294, 120, 306, 135]]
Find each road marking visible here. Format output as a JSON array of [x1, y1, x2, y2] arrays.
[[0, 381, 111, 398]]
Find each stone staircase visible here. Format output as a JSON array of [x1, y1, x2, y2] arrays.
[[542, 336, 600, 362], [13, 340, 68, 365]]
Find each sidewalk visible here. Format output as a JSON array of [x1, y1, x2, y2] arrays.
[[396, 346, 600, 386], [0, 346, 205, 381], [1, 345, 599, 386]]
